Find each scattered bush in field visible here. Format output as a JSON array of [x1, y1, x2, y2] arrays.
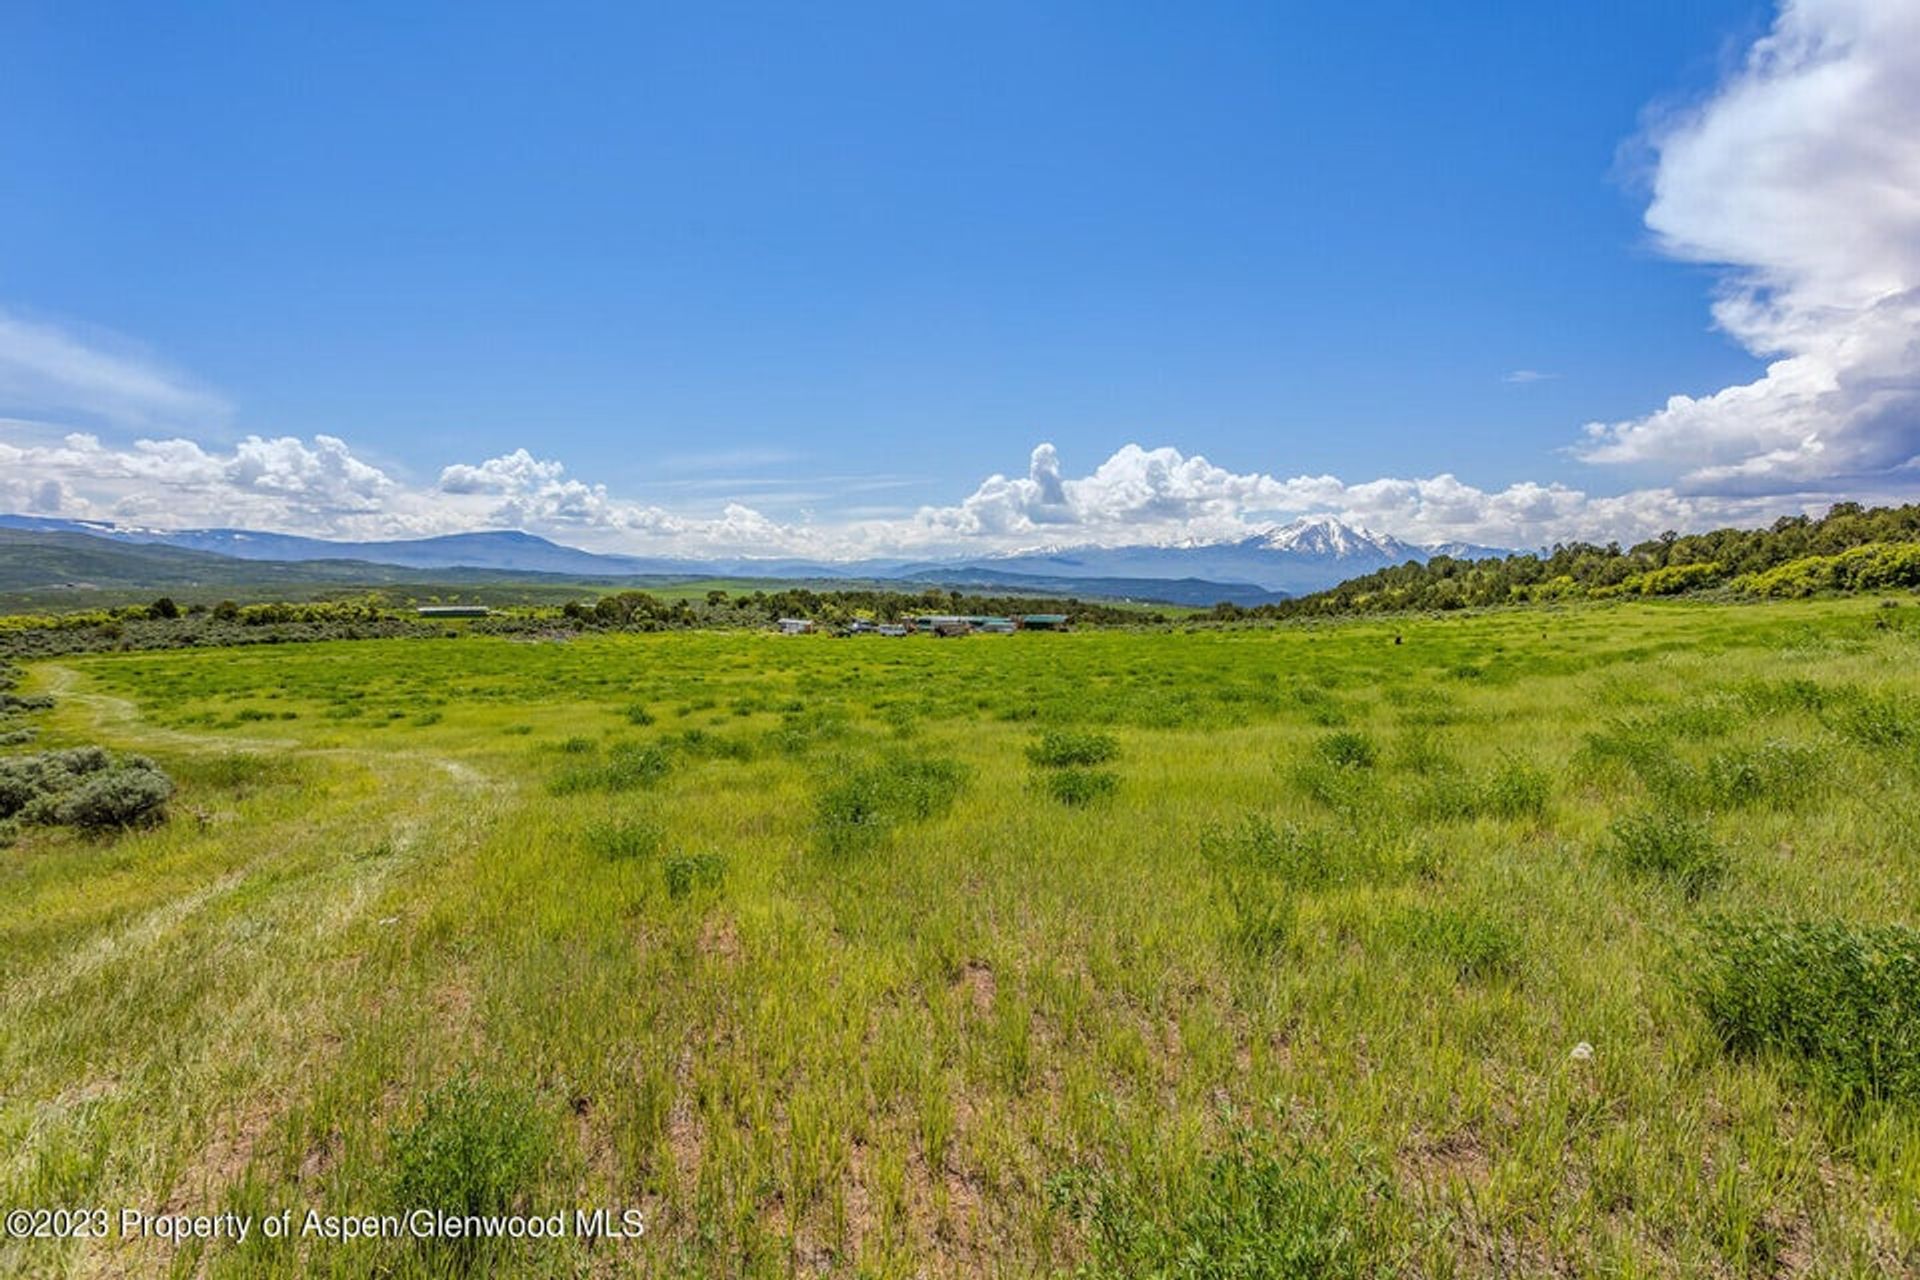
[[1692, 917, 1920, 1106], [1415, 756, 1549, 822], [1200, 815, 1372, 892], [0, 747, 174, 832], [664, 851, 726, 898], [548, 742, 671, 794], [1580, 720, 1694, 798], [1699, 742, 1823, 809], [1653, 698, 1739, 740], [1315, 730, 1377, 770], [1041, 766, 1118, 806], [1481, 756, 1550, 819], [584, 818, 663, 861], [1292, 756, 1381, 814], [1735, 677, 1840, 716], [768, 707, 852, 757], [557, 736, 594, 754], [1598, 808, 1724, 897], [1390, 728, 1452, 775], [814, 756, 967, 854], [1052, 1138, 1390, 1279], [622, 702, 655, 726], [669, 728, 755, 762], [1290, 684, 1350, 727], [1025, 729, 1119, 768], [1823, 690, 1919, 749], [385, 1076, 550, 1228], [1394, 906, 1521, 981]]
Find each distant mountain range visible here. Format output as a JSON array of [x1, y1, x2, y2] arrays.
[[0, 513, 1515, 605], [929, 516, 1511, 596]]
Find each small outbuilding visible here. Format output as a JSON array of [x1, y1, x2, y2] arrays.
[[1016, 614, 1070, 631], [416, 605, 490, 618], [777, 618, 816, 635]]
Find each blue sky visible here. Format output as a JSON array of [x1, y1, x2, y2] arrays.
[[3, 1, 1916, 555]]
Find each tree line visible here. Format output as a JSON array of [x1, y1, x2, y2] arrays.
[[1207, 502, 1920, 620]]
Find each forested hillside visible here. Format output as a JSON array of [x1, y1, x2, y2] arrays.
[[1222, 502, 1920, 618]]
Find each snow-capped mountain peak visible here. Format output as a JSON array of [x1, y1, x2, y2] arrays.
[[1248, 515, 1413, 559]]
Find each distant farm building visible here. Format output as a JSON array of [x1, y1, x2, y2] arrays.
[[415, 605, 490, 618], [1016, 614, 1070, 630], [777, 618, 817, 635]]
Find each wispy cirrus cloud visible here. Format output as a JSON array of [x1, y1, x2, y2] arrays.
[[0, 307, 229, 429]]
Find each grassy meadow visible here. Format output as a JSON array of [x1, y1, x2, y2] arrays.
[[4, 599, 1920, 1277]]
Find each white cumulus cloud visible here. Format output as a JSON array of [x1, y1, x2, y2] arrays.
[[1577, 0, 1920, 496]]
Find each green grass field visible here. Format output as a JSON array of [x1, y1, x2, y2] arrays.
[[4, 600, 1919, 1277]]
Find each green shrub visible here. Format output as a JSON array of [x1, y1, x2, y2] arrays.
[[1598, 808, 1725, 897], [1415, 756, 1549, 822], [1292, 757, 1381, 814], [1200, 815, 1371, 892], [663, 851, 726, 898], [1735, 677, 1838, 716], [1692, 917, 1920, 1105], [1395, 906, 1521, 980], [1054, 1137, 1390, 1279], [622, 702, 655, 726], [1824, 690, 1918, 749], [1580, 720, 1695, 800], [1026, 729, 1120, 768], [584, 818, 663, 861], [1699, 741, 1823, 809], [1041, 766, 1119, 806], [385, 1076, 549, 1227], [548, 742, 671, 794], [1480, 756, 1549, 819], [814, 756, 968, 855], [1315, 730, 1377, 770]]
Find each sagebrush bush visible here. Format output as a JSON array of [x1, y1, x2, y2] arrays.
[[814, 756, 967, 854], [1599, 808, 1724, 897], [1025, 729, 1120, 768], [385, 1076, 550, 1225], [0, 747, 173, 831], [1692, 917, 1920, 1106]]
